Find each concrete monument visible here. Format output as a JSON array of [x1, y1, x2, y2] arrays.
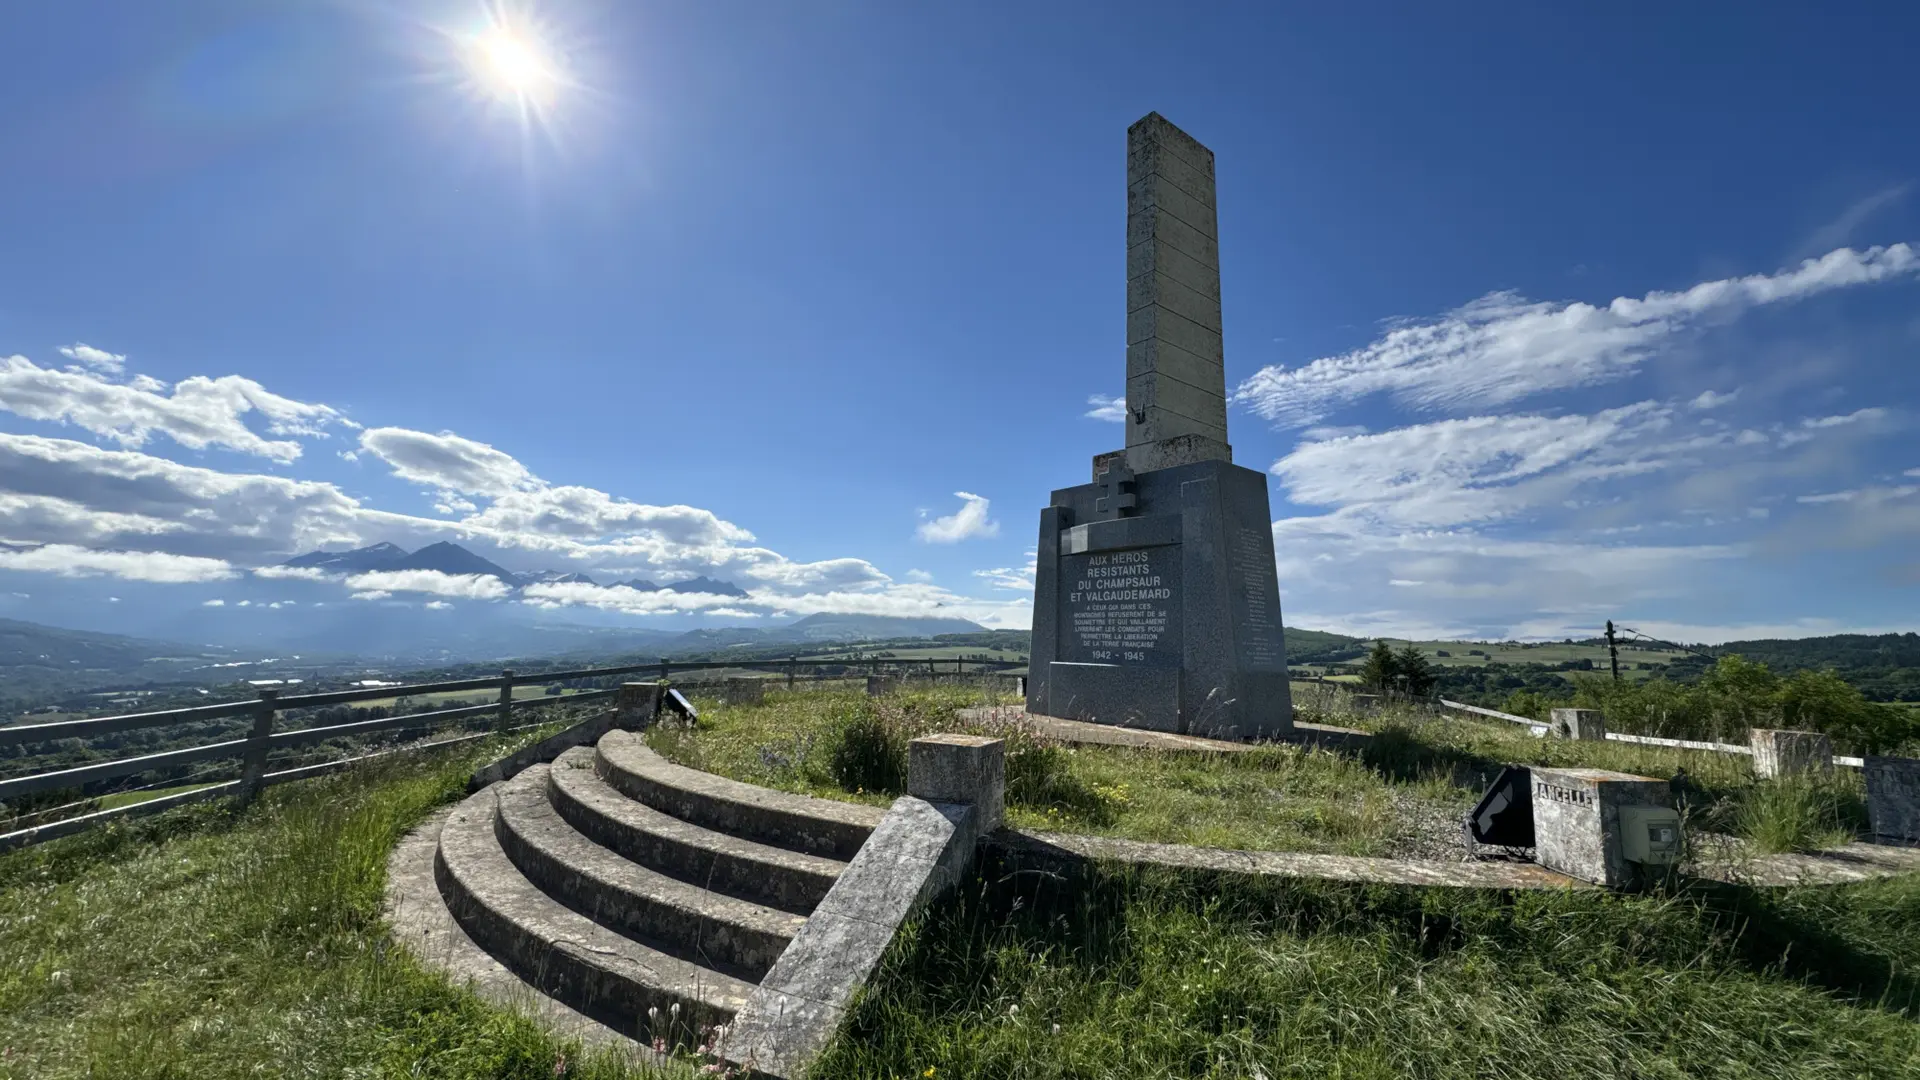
[[1025, 113, 1291, 740]]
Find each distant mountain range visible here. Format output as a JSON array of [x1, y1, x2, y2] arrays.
[[282, 542, 751, 596]]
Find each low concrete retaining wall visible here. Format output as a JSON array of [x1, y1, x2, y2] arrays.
[[720, 735, 1004, 1079]]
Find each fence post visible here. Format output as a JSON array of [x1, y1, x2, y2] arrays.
[[497, 669, 514, 730], [658, 656, 670, 683], [237, 688, 279, 805], [787, 656, 797, 690]]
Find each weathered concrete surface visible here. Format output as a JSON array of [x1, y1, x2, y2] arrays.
[[988, 829, 1590, 890], [1866, 755, 1920, 844], [495, 766, 804, 981], [1749, 728, 1834, 779], [434, 786, 756, 1038], [959, 706, 1369, 755], [1690, 837, 1920, 885], [720, 798, 983, 1079], [908, 734, 1005, 832], [1531, 767, 1670, 887], [1550, 708, 1607, 741], [551, 747, 848, 915], [385, 809, 649, 1057], [596, 730, 883, 859]]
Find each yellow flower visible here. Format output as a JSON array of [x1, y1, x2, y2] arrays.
[[924, 1070, 937, 1078]]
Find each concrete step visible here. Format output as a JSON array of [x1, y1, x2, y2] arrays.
[[550, 746, 846, 914], [433, 785, 756, 1038], [494, 765, 805, 982], [595, 730, 885, 860]]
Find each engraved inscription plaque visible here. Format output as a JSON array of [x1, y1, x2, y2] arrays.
[[1060, 546, 1182, 666], [1230, 525, 1280, 668]]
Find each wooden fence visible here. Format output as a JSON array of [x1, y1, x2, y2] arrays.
[[0, 655, 1021, 851]]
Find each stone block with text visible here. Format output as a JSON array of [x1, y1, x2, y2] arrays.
[[1026, 113, 1291, 740]]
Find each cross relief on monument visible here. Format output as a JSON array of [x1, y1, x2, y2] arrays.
[[1026, 112, 1293, 741]]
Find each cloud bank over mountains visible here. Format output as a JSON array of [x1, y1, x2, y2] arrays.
[[0, 348, 1028, 628]]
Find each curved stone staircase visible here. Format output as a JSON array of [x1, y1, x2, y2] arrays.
[[389, 728, 886, 1050]]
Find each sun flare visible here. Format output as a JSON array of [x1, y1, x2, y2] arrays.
[[469, 23, 557, 100]]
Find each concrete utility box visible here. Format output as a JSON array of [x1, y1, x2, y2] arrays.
[[1750, 728, 1833, 779], [1530, 766, 1676, 887], [1619, 805, 1683, 867], [1550, 708, 1607, 741], [1864, 755, 1920, 844]]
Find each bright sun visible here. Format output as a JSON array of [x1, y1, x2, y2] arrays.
[[471, 25, 556, 99]]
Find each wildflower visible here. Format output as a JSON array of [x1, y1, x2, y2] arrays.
[[925, 1069, 937, 1078], [671, 1002, 681, 1018], [48, 971, 69, 988], [652, 1037, 667, 1053], [648, 1006, 659, 1021], [1051, 1023, 1062, 1035], [552, 1051, 568, 1077], [1007, 1004, 1019, 1017]]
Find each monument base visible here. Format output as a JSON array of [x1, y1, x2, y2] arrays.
[[1025, 456, 1292, 741]]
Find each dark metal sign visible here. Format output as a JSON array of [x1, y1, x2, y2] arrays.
[[1464, 765, 1535, 848]]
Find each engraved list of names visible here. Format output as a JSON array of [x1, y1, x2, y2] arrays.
[[1060, 546, 1182, 666]]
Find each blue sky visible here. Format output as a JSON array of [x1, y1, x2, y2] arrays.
[[1, 1, 1917, 644]]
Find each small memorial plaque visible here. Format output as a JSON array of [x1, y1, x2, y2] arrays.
[[1060, 546, 1181, 666]]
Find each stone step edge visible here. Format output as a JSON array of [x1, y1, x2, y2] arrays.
[[384, 808, 648, 1058], [494, 765, 804, 982], [597, 729, 885, 860], [551, 747, 845, 915], [434, 785, 756, 1038]]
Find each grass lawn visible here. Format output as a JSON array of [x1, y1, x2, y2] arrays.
[[96, 782, 223, 810], [0, 714, 687, 1080], [823, 864, 1920, 1078], [648, 685, 1845, 859]]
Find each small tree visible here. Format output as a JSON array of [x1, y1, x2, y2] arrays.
[[1360, 640, 1399, 692], [1395, 643, 1435, 698]]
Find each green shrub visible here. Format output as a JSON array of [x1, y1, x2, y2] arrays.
[[826, 707, 910, 794]]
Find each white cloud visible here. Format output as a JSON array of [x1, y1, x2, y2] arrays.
[[423, 600, 452, 610], [1300, 424, 1368, 441], [203, 598, 226, 607], [342, 569, 511, 600], [1388, 579, 1423, 587], [464, 485, 754, 545], [1085, 394, 1127, 422], [0, 543, 237, 582], [253, 565, 332, 582], [58, 343, 125, 373], [974, 553, 1037, 592], [1236, 244, 1920, 426], [917, 491, 999, 543], [0, 354, 345, 462], [905, 568, 934, 583], [1689, 389, 1738, 410], [358, 427, 538, 496], [1796, 490, 1857, 504], [433, 494, 478, 515], [350, 590, 391, 601]]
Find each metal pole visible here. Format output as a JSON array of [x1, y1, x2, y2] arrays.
[[497, 669, 515, 729], [659, 656, 670, 683], [788, 656, 797, 690], [1605, 620, 1621, 683], [237, 688, 279, 805]]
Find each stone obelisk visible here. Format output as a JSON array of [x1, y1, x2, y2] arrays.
[[1125, 112, 1232, 472], [1025, 113, 1292, 740]]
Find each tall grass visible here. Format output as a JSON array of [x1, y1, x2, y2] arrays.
[[814, 864, 1920, 1078], [1724, 772, 1864, 854], [0, 725, 683, 1080]]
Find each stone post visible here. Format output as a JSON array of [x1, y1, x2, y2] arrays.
[[614, 682, 661, 727], [787, 656, 797, 690], [1749, 728, 1833, 779], [722, 678, 765, 706], [1531, 766, 1679, 887], [1550, 708, 1607, 741], [865, 675, 896, 697], [1864, 755, 1920, 844], [909, 734, 1006, 832]]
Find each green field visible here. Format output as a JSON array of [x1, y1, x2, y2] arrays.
[[1335, 639, 1691, 669], [97, 783, 222, 810]]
